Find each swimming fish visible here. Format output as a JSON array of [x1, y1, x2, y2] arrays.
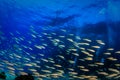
[[0, 27, 120, 80]]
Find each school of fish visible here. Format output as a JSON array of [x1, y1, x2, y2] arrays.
[[0, 26, 120, 80]]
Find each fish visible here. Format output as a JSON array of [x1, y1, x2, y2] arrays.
[[0, 27, 120, 80]]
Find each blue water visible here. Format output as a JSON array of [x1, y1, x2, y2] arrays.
[[0, 0, 120, 80]]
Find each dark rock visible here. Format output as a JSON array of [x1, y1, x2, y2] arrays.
[[0, 72, 6, 80], [15, 73, 34, 80]]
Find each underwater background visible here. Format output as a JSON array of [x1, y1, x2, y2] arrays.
[[0, 0, 120, 80]]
